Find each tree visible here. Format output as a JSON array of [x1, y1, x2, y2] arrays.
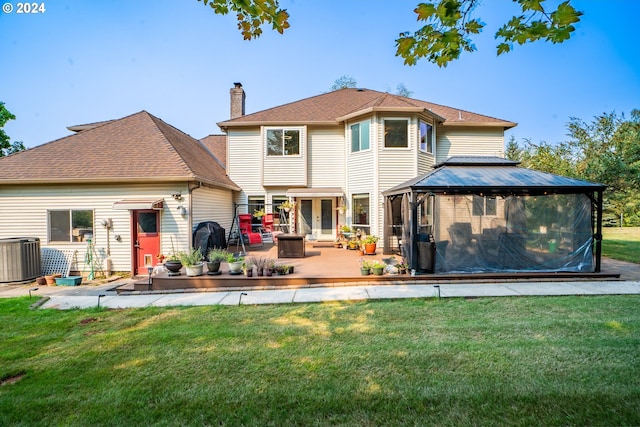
[[330, 75, 357, 91], [504, 135, 522, 161], [0, 102, 25, 157], [197, 0, 582, 67], [395, 83, 414, 98], [514, 110, 640, 226]]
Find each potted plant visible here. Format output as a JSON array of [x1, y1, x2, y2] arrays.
[[206, 247, 228, 275], [362, 234, 379, 255], [264, 258, 276, 276], [163, 237, 183, 275], [394, 261, 408, 275], [178, 247, 204, 277], [278, 200, 295, 212], [371, 260, 385, 275], [226, 253, 244, 275], [359, 258, 373, 276], [275, 264, 289, 275], [243, 257, 254, 277], [333, 238, 343, 249], [340, 225, 353, 239], [347, 238, 359, 250], [253, 208, 266, 219], [253, 257, 266, 276]]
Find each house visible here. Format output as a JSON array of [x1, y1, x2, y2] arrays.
[[0, 111, 239, 276], [0, 83, 516, 278], [217, 83, 516, 244]]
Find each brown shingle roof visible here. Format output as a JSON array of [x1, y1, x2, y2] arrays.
[[0, 111, 239, 190], [217, 88, 516, 129], [200, 134, 226, 168]]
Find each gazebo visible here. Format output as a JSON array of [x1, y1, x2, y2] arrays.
[[382, 157, 606, 274]]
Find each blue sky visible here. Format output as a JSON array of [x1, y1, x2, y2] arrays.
[[1, 0, 639, 149]]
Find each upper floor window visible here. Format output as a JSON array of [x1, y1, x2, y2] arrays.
[[48, 209, 94, 242], [266, 128, 300, 156], [351, 121, 370, 152], [420, 121, 433, 153], [384, 119, 408, 148]]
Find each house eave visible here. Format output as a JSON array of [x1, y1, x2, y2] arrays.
[[218, 120, 337, 131], [0, 176, 241, 191], [336, 107, 446, 123], [441, 121, 518, 130]]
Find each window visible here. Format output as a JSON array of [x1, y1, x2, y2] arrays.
[[48, 209, 94, 242], [351, 121, 370, 152], [352, 194, 370, 235], [419, 121, 433, 153], [248, 196, 265, 223], [266, 128, 300, 156], [384, 119, 408, 148], [473, 195, 497, 216]]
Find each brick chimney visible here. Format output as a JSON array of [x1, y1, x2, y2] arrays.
[[230, 82, 245, 119]]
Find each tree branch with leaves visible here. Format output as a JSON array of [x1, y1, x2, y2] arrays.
[[0, 102, 26, 157], [396, 0, 583, 66]]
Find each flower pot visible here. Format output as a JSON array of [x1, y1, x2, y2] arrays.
[[372, 267, 384, 275], [165, 260, 182, 275], [265, 268, 273, 277], [45, 273, 62, 286], [206, 261, 221, 274], [364, 243, 377, 255], [356, 249, 365, 256], [185, 263, 204, 277], [245, 269, 253, 277], [228, 261, 243, 274], [360, 268, 370, 276], [35, 277, 46, 286]]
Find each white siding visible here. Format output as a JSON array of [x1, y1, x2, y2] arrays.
[[307, 126, 345, 188], [191, 185, 235, 242], [227, 128, 263, 195], [0, 183, 196, 274], [436, 126, 505, 162]]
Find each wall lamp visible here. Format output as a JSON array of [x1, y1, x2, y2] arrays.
[[177, 206, 187, 216], [172, 192, 183, 201]]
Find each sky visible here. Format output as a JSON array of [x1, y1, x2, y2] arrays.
[[1, 0, 639, 149]]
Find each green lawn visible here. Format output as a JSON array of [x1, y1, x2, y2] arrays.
[[602, 227, 640, 263], [1, 296, 639, 426]]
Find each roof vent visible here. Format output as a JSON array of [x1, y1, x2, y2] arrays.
[[458, 111, 463, 120]]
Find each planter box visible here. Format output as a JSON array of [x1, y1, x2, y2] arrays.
[[55, 276, 82, 286]]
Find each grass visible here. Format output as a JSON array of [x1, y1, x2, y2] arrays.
[[602, 226, 640, 263], [1, 296, 639, 426]]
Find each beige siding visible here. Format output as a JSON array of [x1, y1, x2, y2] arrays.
[[227, 128, 263, 195], [418, 151, 436, 175], [191, 186, 234, 241], [0, 183, 193, 273], [436, 126, 505, 162], [307, 126, 345, 187]]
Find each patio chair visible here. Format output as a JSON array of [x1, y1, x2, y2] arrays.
[[260, 213, 274, 243], [238, 214, 263, 246]]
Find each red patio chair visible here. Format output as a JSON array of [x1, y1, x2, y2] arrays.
[[238, 214, 263, 246]]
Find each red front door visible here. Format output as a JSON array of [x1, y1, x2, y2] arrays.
[[133, 210, 160, 275]]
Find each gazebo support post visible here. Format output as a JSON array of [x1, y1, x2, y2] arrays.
[[410, 190, 419, 274], [594, 190, 603, 273]]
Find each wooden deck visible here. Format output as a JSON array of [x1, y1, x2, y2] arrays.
[[122, 241, 621, 293]]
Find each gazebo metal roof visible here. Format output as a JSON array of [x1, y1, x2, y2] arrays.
[[383, 156, 606, 196]]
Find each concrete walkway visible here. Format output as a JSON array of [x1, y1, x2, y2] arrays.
[[1, 277, 639, 310]]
